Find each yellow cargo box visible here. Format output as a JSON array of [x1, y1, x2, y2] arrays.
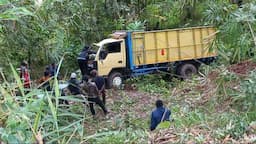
[[131, 26, 217, 66]]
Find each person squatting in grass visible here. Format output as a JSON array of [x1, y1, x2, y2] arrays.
[[67, 72, 81, 95], [81, 74, 108, 118], [150, 99, 171, 131]]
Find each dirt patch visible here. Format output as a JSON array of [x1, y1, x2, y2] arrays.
[[107, 89, 161, 119], [228, 60, 256, 76], [207, 70, 219, 80]]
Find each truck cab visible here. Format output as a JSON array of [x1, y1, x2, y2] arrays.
[[88, 34, 128, 88]]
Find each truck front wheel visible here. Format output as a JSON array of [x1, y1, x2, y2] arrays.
[[107, 72, 122, 88], [177, 63, 197, 79]]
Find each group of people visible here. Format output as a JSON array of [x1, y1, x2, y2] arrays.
[[19, 60, 57, 90], [74, 45, 108, 117], [19, 45, 172, 130], [76, 45, 172, 129]]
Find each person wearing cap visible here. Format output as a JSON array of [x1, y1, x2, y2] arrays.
[[67, 73, 81, 95], [150, 99, 171, 131], [90, 69, 106, 105]]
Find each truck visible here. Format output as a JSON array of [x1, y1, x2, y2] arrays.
[[87, 26, 217, 88]]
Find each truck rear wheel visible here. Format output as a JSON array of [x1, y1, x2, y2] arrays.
[[107, 72, 122, 88], [177, 63, 197, 79]]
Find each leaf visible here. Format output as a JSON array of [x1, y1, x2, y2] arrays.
[[33, 100, 44, 134], [0, 7, 33, 20], [10, 63, 24, 97], [46, 93, 59, 136], [0, 0, 9, 5]]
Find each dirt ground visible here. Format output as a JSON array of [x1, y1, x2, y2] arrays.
[[228, 60, 256, 76]]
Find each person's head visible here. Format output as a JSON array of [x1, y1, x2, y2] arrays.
[[45, 66, 50, 71], [21, 60, 28, 66], [155, 99, 163, 108], [51, 63, 56, 67], [44, 71, 50, 77], [90, 69, 98, 77], [70, 73, 77, 79]]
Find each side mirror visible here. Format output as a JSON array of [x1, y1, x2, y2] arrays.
[[99, 51, 108, 60]]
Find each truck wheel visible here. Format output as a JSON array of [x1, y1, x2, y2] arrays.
[[107, 72, 122, 88], [177, 63, 197, 79]]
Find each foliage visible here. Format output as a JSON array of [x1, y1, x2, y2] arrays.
[[127, 74, 171, 96], [214, 114, 248, 139], [204, 1, 256, 63], [0, 63, 87, 143], [86, 128, 147, 144], [126, 21, 145, 31], [238, 70, 256, 110]]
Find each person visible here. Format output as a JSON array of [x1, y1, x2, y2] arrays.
[[67, 73, 81, 95], [38, 70, 51, 91], [77, 46, 90, 76], [82, 76, 108, 118], [77, 45, 96, 76], [150, 99, 171, 131], [20, 60, 31, 88], [49, 63, 57, 77], [90, 69, 106, 104]]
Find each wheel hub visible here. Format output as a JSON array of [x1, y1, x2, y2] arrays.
[[113, 77, 122, 87]]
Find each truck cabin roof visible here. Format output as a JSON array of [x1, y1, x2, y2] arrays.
[[95, 38, 123, 47]]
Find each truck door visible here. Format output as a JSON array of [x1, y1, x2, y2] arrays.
[[98, 41, 126, 76]]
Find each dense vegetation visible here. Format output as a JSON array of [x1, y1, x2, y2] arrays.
[[1, 0, 256, 143]]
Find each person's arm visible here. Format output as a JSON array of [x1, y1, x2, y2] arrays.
[[150, 112, 157, 131]]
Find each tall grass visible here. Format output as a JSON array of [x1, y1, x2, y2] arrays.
[[0, 59, 88, 143]]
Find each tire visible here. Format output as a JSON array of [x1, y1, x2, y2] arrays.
[[107, 72, 122, 88], [177, 63, 197, 79]]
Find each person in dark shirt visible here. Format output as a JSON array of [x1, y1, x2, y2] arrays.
[[77, 45, 96, 76], [49, 63, 57, 77], [67, 73, 81, 95], [150, 99, 171, 131], [90, 70, 106, 104], [81, 77, 108, 118]]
